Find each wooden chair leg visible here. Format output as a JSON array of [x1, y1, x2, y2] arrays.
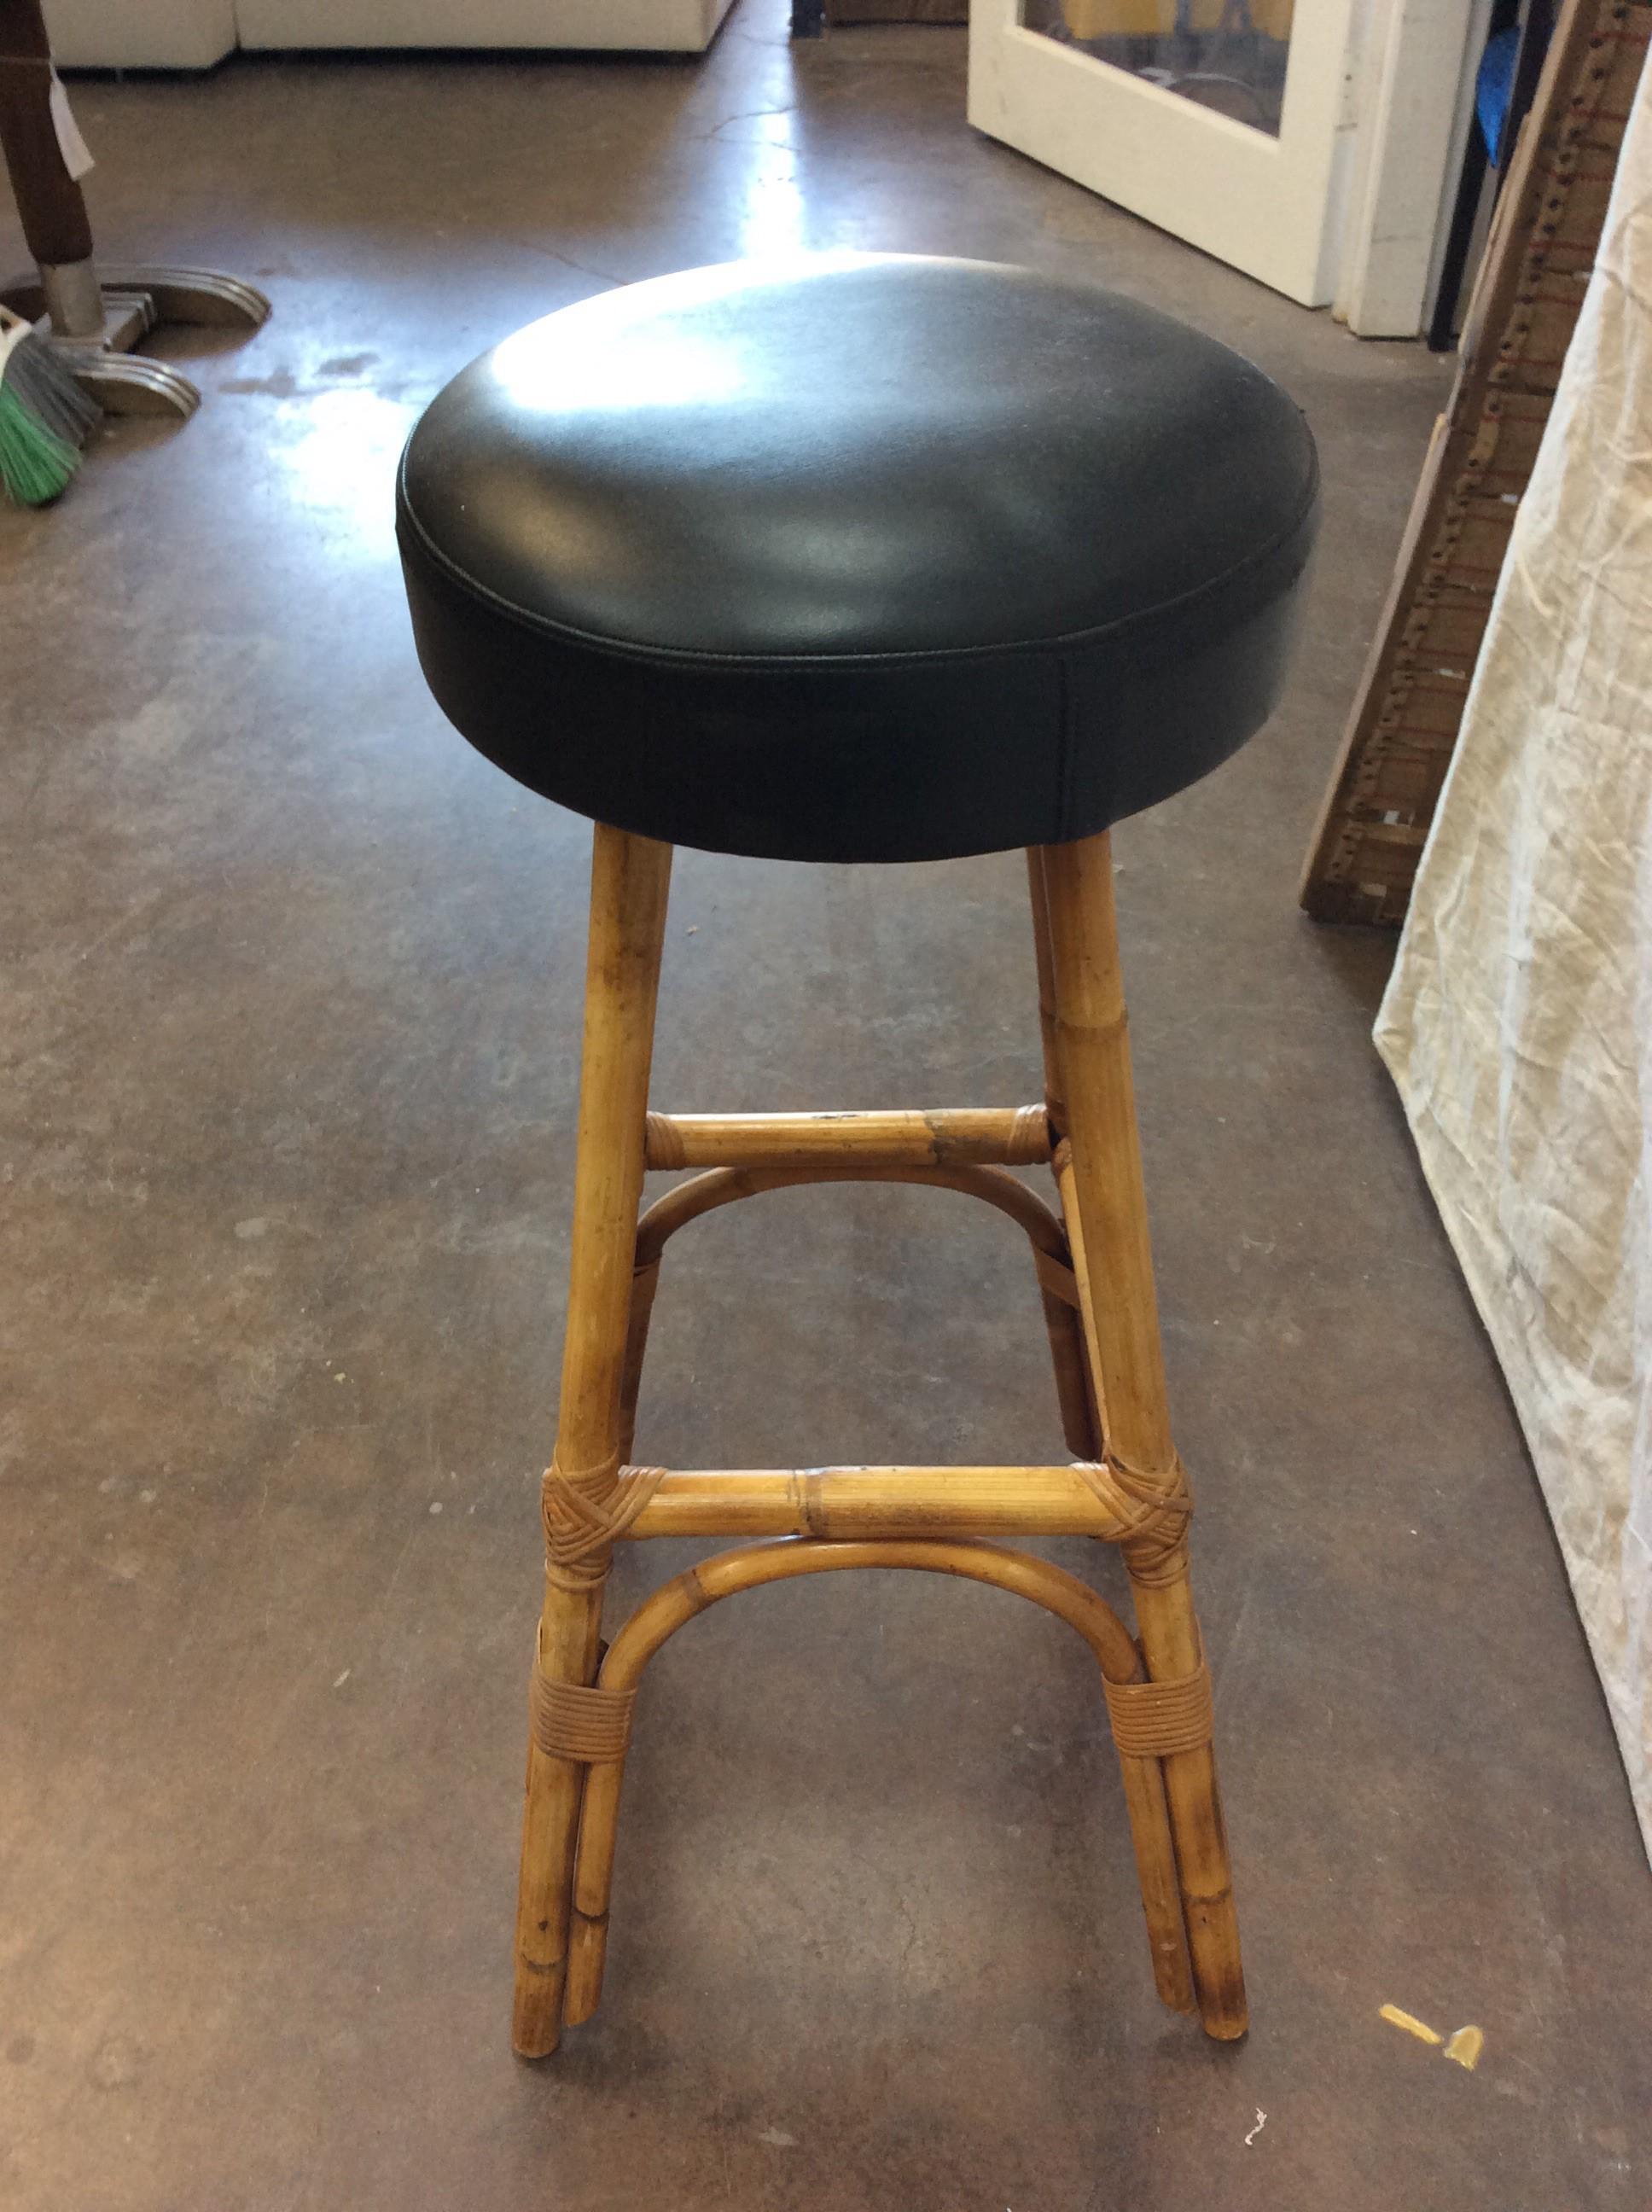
[[1037, 831, 1248, 2041], [512, 824, 672, 2058]]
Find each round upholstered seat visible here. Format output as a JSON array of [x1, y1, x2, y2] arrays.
[[398, 253, 1318, 864]]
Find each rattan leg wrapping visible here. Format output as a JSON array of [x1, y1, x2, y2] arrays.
[[530, 1668, 638, 1763], [1103, 1664, 1214, 1760]]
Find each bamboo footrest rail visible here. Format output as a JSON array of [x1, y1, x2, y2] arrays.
[[644, 1103, 1052, 1170], [608, 1462, 1181, 1542], [539, 1454, 1189, 1560]]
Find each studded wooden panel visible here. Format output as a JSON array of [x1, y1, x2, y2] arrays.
[[1300, 0, 1652, 927]]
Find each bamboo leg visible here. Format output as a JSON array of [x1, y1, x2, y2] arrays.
[[1116, 1750, 1197, 2014], [1026, 848, 1068, 1136], [616, 1255, 661, 1465], [1038, 830, 1247, 2041], [1027, 850, 1102, 1458], [564, 1753, 626, 2023], [512, 824, 672, 2058]]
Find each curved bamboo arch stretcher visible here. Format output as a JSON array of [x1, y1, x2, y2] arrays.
[[554, 1538, 1200, 2024], [509, 827, 1248, 2060], [620, 1161, 1098, 1465]]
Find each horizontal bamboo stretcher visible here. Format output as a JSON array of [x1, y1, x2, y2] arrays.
[[625, 1463, 1138, 1539], [644, 1103, 1052, 1169]]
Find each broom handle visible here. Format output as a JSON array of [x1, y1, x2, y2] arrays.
[[0, 0, 94, 270]]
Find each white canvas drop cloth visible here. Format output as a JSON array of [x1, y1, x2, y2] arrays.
[[1375, 46, 1652, 1863]]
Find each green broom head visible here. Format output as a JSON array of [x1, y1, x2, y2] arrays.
[[0, 308, 101, 507]]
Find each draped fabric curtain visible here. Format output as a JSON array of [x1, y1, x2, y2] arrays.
[[1375, 46, 1652, 1862]]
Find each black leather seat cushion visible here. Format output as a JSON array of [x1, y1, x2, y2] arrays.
[[398, 254, 1318, 863]]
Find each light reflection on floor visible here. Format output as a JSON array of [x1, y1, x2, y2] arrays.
[[273, 383, 422, 540]]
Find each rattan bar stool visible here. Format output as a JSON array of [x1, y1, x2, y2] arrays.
[[398, 254, 1318, 2057]]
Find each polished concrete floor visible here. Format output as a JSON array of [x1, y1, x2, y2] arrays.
[[3, 5, 1649, 2207]]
